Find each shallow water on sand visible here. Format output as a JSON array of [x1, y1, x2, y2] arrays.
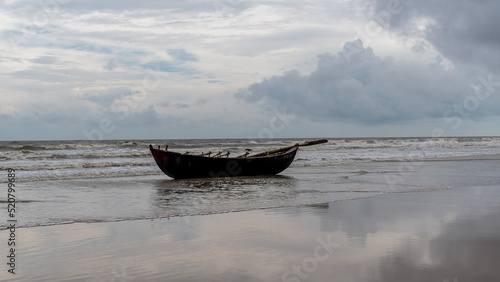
[[3, 137, 500, 229], [4, 154, 500, 228]]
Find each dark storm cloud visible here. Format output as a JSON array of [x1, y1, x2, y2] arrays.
[[370, 0, 500, 72], [236, 40, 483, 125]]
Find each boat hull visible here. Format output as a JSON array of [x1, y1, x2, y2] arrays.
[[150, 146, 298, 179]]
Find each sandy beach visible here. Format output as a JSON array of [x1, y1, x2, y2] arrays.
[[3, 185, 500, 281], [2, 152, 500, 281]]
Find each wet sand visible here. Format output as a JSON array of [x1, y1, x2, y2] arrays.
[[3, 184, 500, 281]]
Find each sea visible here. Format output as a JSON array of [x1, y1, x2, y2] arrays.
[[1, 136, 500, 229]]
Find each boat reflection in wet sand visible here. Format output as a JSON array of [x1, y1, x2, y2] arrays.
[[149, 139, 327, 179]]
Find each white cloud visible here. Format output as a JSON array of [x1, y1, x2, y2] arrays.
[[1, 0, 499, 140]]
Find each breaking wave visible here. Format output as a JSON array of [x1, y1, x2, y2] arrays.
[[1, 137, 500, 182]]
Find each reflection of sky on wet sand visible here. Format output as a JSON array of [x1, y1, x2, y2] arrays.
[[8, 186, 500, 281], [307, 187, 500, 282]]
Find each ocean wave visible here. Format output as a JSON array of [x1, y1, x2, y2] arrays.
[[291, 150, 500, 167], [2, 137, 499, 155], [0, 149, 150, 160], [0, 160, 155, 172], [299, 137, 500, 150], [2, 137, 500, 183], [0, 140, 155, 151], [5, 149, 499, 183]]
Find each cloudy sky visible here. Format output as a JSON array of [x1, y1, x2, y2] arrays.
[[1, 0, 500, 140]]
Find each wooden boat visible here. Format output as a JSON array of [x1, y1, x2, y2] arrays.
[[149, 139, 327, 179]]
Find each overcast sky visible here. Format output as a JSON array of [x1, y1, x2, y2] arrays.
[[1, 0, 500, 140]]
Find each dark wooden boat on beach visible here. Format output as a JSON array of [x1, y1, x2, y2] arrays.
[[149, 139, 327, 179]]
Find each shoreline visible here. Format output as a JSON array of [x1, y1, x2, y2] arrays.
[[3, 184, 500, 281], [3, 153, 500, 230]]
